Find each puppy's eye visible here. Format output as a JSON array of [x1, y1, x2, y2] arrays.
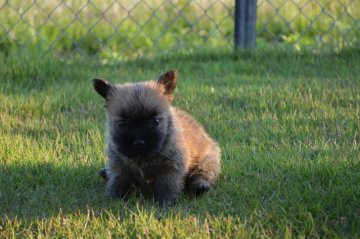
[[151, 117, 161, 126], [117, 119, 127, 127]]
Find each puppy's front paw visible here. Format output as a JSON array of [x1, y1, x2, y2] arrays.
[[105, 171, 135, 199], [153, 174, 182, 206], [154, 194, 178, 206], [105, 185, 132, 200]]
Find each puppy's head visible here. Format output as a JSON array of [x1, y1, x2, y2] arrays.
[[93, 70, 177, 158]]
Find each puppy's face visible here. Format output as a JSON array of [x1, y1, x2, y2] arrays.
[[93, 70, 177, 158]]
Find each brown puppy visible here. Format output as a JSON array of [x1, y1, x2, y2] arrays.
[[93, 70, 220, 205]]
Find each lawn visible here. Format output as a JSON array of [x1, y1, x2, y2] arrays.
[[0, 50, 359, 238]]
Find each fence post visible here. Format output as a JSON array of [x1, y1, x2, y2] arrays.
[[234, 0, 257, 50]]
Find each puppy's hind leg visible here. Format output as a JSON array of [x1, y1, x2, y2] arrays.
[[186, 143, 221, 196]]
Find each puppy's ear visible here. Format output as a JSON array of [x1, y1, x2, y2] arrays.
[[92, 79, 113, 99], [158, 70, 177, 99]]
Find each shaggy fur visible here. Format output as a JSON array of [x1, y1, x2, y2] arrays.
[[93, 70, 221, 205]]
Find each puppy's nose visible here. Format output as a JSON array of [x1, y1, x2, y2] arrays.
[[133, 140, 146, 147]]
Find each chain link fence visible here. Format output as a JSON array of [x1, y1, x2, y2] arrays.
[[257, 0, 360, 51], [0, 0, 359, 58]]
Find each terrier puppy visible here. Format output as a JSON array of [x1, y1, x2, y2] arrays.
[[93, 70, 221, 205]]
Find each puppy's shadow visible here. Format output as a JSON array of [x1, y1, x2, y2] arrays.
[[0, 162, 220, 220], [1, 163, 106, 219]]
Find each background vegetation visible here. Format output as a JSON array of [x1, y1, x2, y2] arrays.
[[0, 0, 359, 58]]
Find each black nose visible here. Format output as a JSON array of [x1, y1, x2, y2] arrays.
[[133, 140, 146, 147]]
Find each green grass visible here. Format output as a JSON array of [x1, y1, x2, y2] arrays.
[[0, 0, 359, 56], [0, 49, 360, 238]]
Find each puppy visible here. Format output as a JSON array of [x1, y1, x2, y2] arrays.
[[93, 70, 220, 205]]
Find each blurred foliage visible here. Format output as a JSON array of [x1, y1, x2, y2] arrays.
[[0, 0, 359, 57]]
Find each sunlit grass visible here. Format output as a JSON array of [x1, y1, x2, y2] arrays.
[[0, 49, 359, 238]]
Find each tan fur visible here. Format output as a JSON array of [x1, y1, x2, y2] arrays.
[[175, 109, 221, 183]]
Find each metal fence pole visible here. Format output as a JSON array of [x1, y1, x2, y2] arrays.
[[234, 0, 257, 50]]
